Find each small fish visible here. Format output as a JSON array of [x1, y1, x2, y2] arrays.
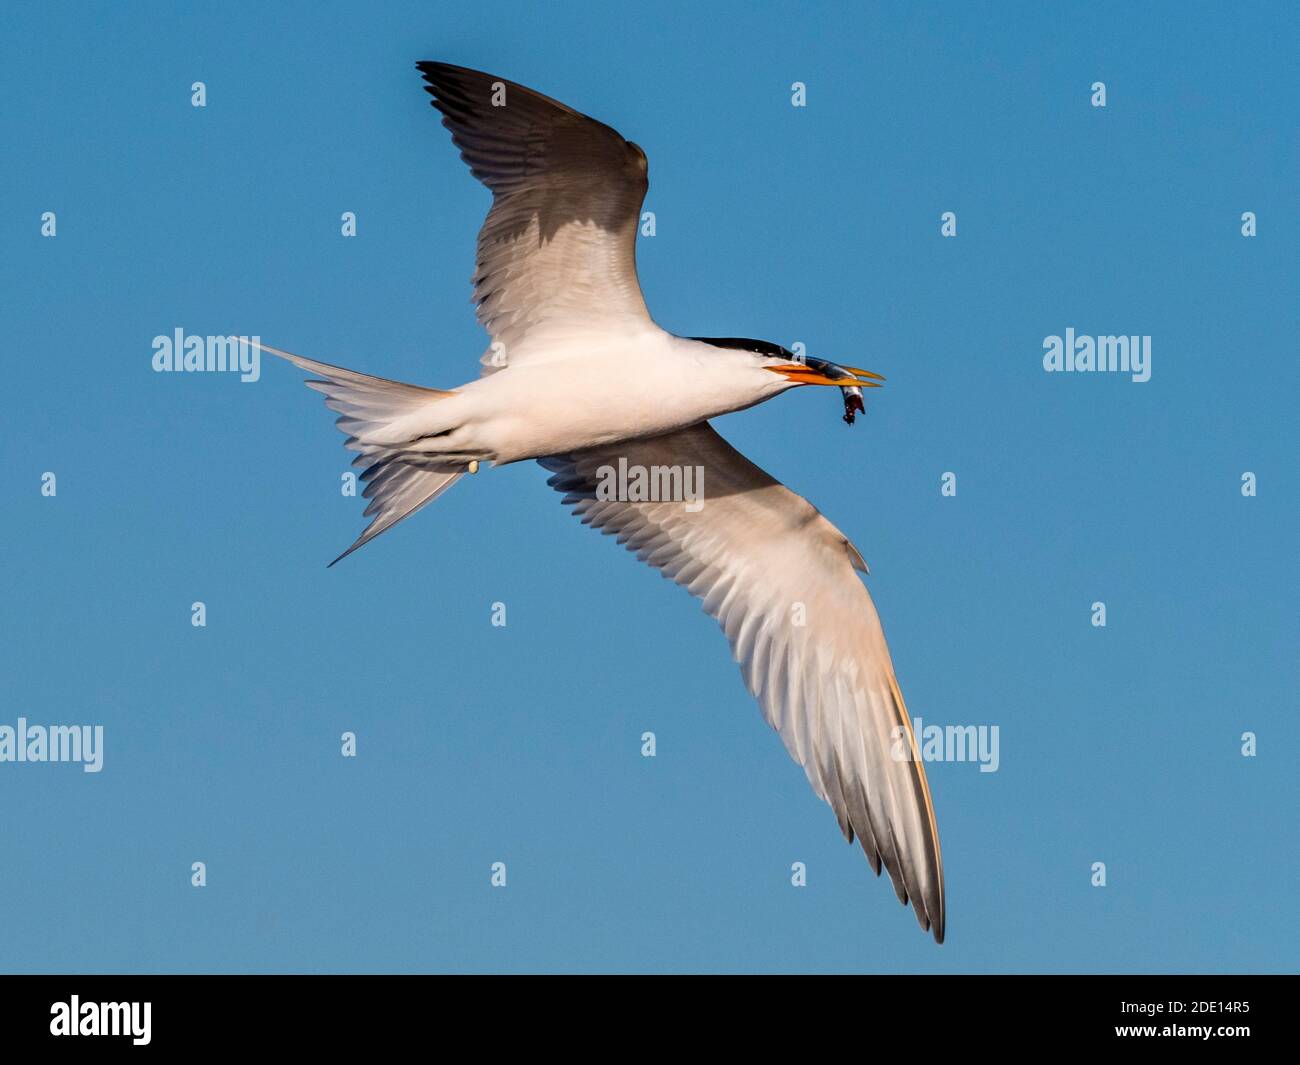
[[841, 385, 865, 426]]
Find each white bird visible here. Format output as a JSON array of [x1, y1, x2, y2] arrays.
[[261, 61, 944, 942]]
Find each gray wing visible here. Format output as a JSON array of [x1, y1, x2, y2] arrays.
[[540, 423, 946, 942], [417, 62, 652, 366]]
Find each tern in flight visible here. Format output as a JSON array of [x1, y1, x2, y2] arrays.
[[260, 61, 944, 942]]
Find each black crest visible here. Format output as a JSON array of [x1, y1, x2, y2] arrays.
[[688, 337, 796, 360]]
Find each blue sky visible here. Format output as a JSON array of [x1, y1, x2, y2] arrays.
[[1, 1, 1296, 973]]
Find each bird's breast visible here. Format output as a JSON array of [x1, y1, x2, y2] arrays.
[[468, 336, 777, 463]]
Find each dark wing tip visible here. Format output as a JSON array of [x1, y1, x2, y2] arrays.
[[412, 59, 623, 141], [415, 59, 467, 78], [415, 61, 498, 108], [922, 887, 945, 944], [414, 59, 547, 106]]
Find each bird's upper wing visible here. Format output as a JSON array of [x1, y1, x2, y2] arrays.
[[540, 423, 945, 941], [416, 62, 653, 367]]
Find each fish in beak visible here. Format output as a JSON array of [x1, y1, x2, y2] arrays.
[[766, 355, 884, 388], [765, 356, 882, 425], [841, 385, 866, 425]]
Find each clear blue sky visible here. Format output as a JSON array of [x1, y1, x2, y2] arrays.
[[1, 1, 1296, 973]]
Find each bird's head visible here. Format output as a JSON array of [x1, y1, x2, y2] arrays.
[[689, 337, 883, 426]]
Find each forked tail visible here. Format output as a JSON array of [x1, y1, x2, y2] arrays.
[[255, 342, 463, 566]]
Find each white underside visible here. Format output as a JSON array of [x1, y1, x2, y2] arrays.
[[384, 326, 794, 466]]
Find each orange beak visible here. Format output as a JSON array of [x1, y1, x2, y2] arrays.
[[766, 362, 885, 387]]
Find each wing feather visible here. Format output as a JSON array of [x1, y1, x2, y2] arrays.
[[416, 62, 652, 361], [540, 423, 946, 941]]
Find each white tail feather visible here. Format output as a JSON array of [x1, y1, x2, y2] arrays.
[[255, 342, 464, 565]]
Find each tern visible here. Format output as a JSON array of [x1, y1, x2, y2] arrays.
[[260, 62, 944, 942]]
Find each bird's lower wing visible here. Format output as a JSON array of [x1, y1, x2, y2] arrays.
[[540, 423, 945, 941]]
